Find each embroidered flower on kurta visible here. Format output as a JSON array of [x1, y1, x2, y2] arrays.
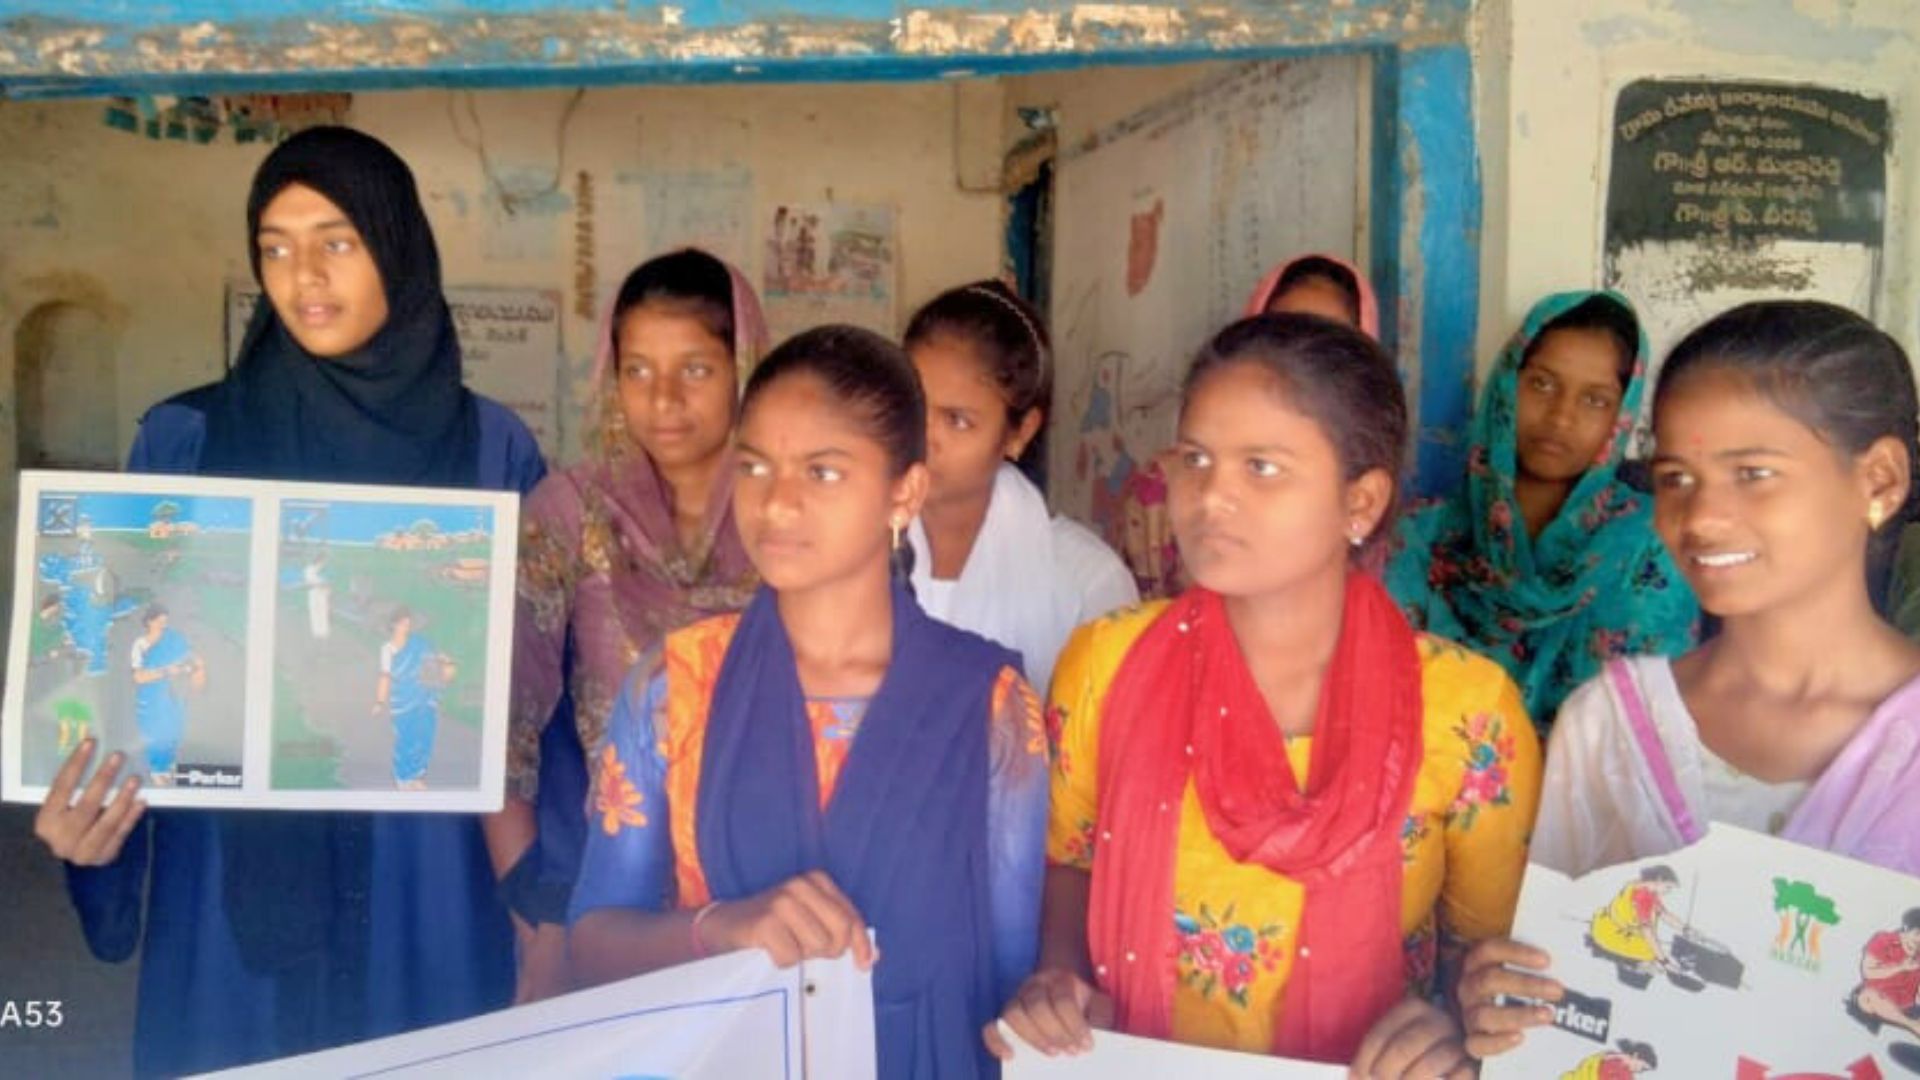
[[1059, 817, 1097, 868], [1174, 902, 1285, 1007], [1044, 703, 1075, 768], [594, 743, 647, 835], [1449, 712, 1517, 829]]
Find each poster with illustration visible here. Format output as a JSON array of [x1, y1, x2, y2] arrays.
[[4, 470, 518, 812], [270, 496, 507, 802], [5, 483, 254, 798], [1484, 825, 1920, 1079], [761, 202, 897, 342]]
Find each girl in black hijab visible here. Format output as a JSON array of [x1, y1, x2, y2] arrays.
[[35, 127, 546, 1076]]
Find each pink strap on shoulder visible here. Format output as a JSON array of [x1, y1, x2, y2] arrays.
[[1605, 659, 1705, 845]]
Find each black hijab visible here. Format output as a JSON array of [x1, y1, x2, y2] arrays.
[[201, 125, 479, 486], [208, 128, 485, 1049]]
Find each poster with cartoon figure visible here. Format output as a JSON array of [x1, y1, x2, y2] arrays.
[[7, 485, 251, 797], [1484, 825, 1920, 1079], [4, 470, 518, 813], [270, 497, 502, 799]]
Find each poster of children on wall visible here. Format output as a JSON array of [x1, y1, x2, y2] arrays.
[[761, 202, 897, 342], [4, 470, 518, 813], [1484, 825, 1920, 1079]]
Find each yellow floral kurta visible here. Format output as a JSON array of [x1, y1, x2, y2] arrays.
[[1047, 601, 1543, 1053]]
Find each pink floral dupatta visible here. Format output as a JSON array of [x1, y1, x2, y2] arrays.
[[507, 250, 767, 799]]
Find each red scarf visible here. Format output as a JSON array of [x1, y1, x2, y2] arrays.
[[1087, 573, 1423, 1062]]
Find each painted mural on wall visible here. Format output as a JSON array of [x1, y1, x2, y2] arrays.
[[1049, 59, 1362, 596], [102, 93, 352, 144], [1604, 78, 1889, 428]]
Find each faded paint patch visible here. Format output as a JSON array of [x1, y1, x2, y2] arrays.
[[1579, 14, 1662, 49], [1581, 0, 1906, 64], [1679, 247, 1816, 293], [3, 3, 1471, 91]]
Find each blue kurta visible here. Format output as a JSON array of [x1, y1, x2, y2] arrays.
[[65, 395, 545, 1078]]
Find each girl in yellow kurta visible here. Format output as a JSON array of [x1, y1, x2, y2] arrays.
[[1043, 609, 1540, 1052], [986, 314, 1542, 1075]]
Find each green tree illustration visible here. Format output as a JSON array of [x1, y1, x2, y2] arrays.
[[1772, 877, 1840, 960]]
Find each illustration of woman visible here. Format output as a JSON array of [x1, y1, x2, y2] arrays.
[[375, 607, 452, 790], [1561, 1040, 1658, 1079], [130, 604, 204, 786], [1589, 865, 1684, 973]]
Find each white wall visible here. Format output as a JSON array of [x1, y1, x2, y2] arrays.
[[1476, 0, 1920, 368]]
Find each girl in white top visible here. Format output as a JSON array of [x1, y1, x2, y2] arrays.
[[904, 280, 1138, 698], [1458, 300, 1920, 1060]]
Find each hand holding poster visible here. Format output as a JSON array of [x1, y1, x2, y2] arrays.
[[1483, 825, 1920, 1079], [194, 949, 876, 1079]]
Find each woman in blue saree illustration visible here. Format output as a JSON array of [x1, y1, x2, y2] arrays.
[[375, 607, 453, 790], [130, 605, 204, 786]]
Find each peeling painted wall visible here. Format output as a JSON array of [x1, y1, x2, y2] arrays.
[[0, 2, 1469, 95], [1475, 0, 1920, 369]]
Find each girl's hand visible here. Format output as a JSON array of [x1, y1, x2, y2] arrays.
[[1456, 937, 1560, 1058], [982, 967, 1114, 1059], [698, 870, 876, 970], [34, 740, 145, 867], [1350, 997, 1474, 1080], [512, 918, 571, 1004]]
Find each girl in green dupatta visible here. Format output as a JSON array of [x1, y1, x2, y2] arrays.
[[1386, 290, 1698, 731]]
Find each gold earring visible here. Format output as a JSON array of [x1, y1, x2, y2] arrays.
[[1869, 503, 1885, 530], [890, 515, 905, 550]]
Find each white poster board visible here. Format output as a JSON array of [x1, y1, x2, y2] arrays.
[[196, 950, 876, 1079], [225, 284, 565, 456], [1484, 825, 1920, 1078], [1002, 1026, 1344, 1079], [4, 470, 518, 812]]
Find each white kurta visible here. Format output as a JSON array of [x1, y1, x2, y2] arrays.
[[1533, 656, 1809, 877], [909, 463, 1138, 700]]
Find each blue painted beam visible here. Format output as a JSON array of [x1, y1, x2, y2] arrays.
[[1394, 42, 1482, 498]]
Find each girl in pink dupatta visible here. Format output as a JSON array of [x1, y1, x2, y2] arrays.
[[1244, 253, 1381, 339], [483, 249, 766, 1002], [1459, 301, 1920, 1061]]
